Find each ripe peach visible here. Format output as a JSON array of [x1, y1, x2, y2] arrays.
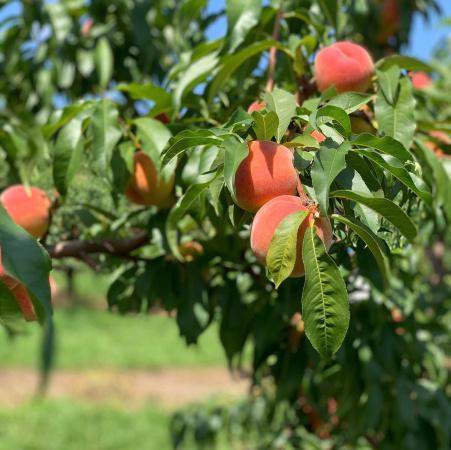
[[425, 131, 451, 158], [247, 101, 266, 114], [250, 195, 333, 277], [314, 41, 374, 93], [234, 141, 299, 212], [377, 0, 401, 43], [409, 72, 432, 90], [155, 113, 170, 124], [0, 260, 36, 321], [310, 130, 326, 143], [0, 185, 51, 238], [125, 151, 175, 208]]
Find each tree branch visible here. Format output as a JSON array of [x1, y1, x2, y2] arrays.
[[265, 6, 284, 92], [46, 230, 149, 261]]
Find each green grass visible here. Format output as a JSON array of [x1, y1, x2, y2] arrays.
[[0, 308, 226, 369], [0, 399, 171, 450]]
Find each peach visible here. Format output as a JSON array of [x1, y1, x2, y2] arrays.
[[234, 141, 299, 212], [377, 0, 401, 43], [155, 113, 170, 124], [409, 72, 432, 90], [425, 131, 451, 159], [0, 260, 36, 321], [0, 185, 51, 238], [314, 41, 374, 93], [125, 151, 175, 208], [179, 241, 204, 262], [250, 195, 333, 277], [247, 101, 266, 114], [310, 130, 326, 143]]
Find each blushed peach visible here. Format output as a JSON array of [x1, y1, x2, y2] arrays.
[[234, 141, 299, 212], [125, 151, 175, 208], [247, 101, 266, 114], [314, 41, 374, 93], [0, 185, 51, 238], [310, 130, 326, 143], [410, 72, 432, 90], [250, 195, 333, 277]]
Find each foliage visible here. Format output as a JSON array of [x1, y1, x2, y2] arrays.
[[0, 0, 449, 449]]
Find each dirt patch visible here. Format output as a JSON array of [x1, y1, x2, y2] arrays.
[[0, 368, 248, 409]]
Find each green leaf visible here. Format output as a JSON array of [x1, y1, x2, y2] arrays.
[[376, 55, 433, 72], [352, 133, 412, 162], [0, 205, 52, 323], [43, 102, 91, 138], [312, 141, 350, 215], [90, 99, 122, 178], [223, 135, 248, 202], [318, 0, 338, 27], [354, 149, 432, 204], [173, 52, 219, 112], [225, 0, 262, 52], [166, 181, 213, 260], [330, 190, 417, 242], [332, 214, 390, 285], [311, 105, 351, 138], [118, 82, 172, 116], [0, 280, 24, 333], [301, 225, 349, 359], [285, 134, 320, 149], [208, 40, 278, 102], [263, 87, 297, 141], [267, 210, 309, 288], [252, 111, 279, 141], [328, 92, 372, 113], [161, 130, 223, 167], [53, 118, 84, 196], [375, 76, 416, 150], [95, 37, 113, 89], [376, 66, 400, 105]]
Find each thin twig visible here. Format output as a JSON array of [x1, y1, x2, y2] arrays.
[[265, 6, 284, 92]]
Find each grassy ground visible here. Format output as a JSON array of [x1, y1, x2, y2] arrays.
[[0, 308, 226, 369]]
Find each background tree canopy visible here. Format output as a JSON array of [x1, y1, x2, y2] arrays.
[[0, 1, 450, 449]]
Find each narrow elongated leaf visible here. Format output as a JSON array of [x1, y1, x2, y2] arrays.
[[209, 40, 277, 102], [330, 190, 417, 241], [301, 225, 349, 359], [225, 0, 262, 52], [311, 105, 351, 138], [173, 52, 219, 112], [223, 135, 248, 202], [267, 210, 309, 288], [354, 149, 432, 203], [118, 82, 172, 116], [252, 111, 278, 141], [376, 55, 432, 72], [312, 142, 350, 215], [0, 280, 24, 333], [332, 214, 390, 285], [263, 87, 297, 141], [377, 66, 400, 105], [352, 133, 412, 162], [95, 37, 113, 89], [90, 99, 122, 177], [161, 130, 222, 167], [0, 206, 52, 322], [328, 92, 372, 113], [166, 180, 214, 259], [375, 76, 416, 149], [53, 118, 84, 195]]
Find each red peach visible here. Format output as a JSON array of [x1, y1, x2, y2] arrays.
[[234, 141, 299, 212], [310, 130, 326, 143], [314, 41, 374, 93], [250, 195, 333, 277], [0, 185, 51, 238], [409, 72, 432, 90], [125, 151, 175, 208], [155, 113, 170, 124], [247, 101, 266, 114]]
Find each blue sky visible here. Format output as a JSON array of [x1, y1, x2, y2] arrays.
[[1, 0, 450, 60]]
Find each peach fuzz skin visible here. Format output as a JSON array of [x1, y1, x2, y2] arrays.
[[250, 195, 332, 278], [0, 185, 51, 239], [247, 101, 266, 114], [314, 41, 374, 93], [234, 141, 299, 213], [310, 130, 326, 143], [409, 72, 432, 90], [0, 260, 36, 321], [125, 151, 175, 208]]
